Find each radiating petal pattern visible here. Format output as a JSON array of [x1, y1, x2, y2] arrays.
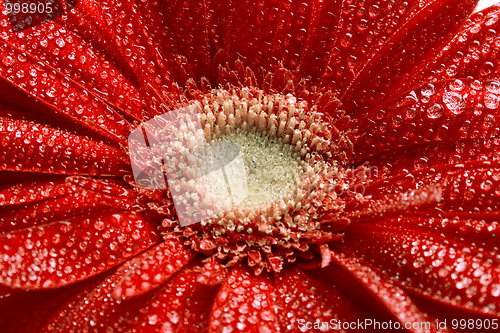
[[209, 266, 279, 332], [339, 0, 477, 117], [0, 117, 130, 175], [275, 266, 364, 332], [340, 226, 500, 316], [111, 240, 194, 299], [0, 0, 499, 331], [416, 4, 500, 84], [0, 212, 161, 289], [127, 268, 219, 332], [353, 79, 500, 161]]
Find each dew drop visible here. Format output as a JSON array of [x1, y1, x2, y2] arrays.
[[421, 84, 436, 97], [75, 105, 84, 115], [485, 80, 500, 94], [448, 79, 465, 92], [94, 220, 105, 231], [483, 114, 496, 128], [1, 55, 14, 66], [46, 88, 57, 98], [442, 91, 465, 115], [492, 284, 500, 297], [55, 38, 66, 48], [427, 103, 444, 119], [485, 94, 500, 110], [480, 61, 495, 76]]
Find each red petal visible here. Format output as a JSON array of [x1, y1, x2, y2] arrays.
[[0, 212, 161, 289], [161, 0, 219, 82], [295, 0, 343, 79], [0, 285, 83, 333], [339, 227, 500, 317], [126, 268, 219, 332], [274, 266, 364, 332], [337, 0, 477, 117], [0, 179, 72, 206], [190, 0, 345, 85], [320, 0, 433, 93], [0, 190, 135, 233], [213, 0, 304, 75], [349, 216, 500, 265], [347, 141, 500, 222], [209, 266, 279, 333], [63, 0, 185, 113], [0, 17, 144, 122], [348, 164, 500, 218], [0, 177, 139, 233], [43, 271, 135, 332], [412, 4, 500, 85], [0, 117, 130, 176], [358, 139, 499, 186], [0, 38, 131, 143], [331, 252, 441, 333], [353, 79, 500, 161], [111, 240, 194, 299]]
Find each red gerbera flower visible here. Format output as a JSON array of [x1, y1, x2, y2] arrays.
[[1, 0, 500, 332]]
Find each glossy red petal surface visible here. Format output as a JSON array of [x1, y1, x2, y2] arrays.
[[275, 266, 363, 333], [350, 216, 500, 265], [0, 212, 161, 289], [0, 179, 72, 206], [211, 0, 308, 76], [348, 139, 500, 219], [63, 0, 187, 114], [209, 265, 279, 333], [0, 190, 135, 233], [353, 79, 500, 161], [339, 0, 477, 117], [413, 4, 500, 85], [360, 139, 499, 184], [0, 176, 139, 233], [42, 271, 134, 332], [0, 284, 84, 333], [339, 227, 500, 317], [0, 117, 130, 176], [0, 33, 131, 143], [320, 0, 434, 93], [127, 268, 219, 332], [111, 240, 194, 300], [331, 252, 440, 333], [174, 0, 344, 86], [0, 16, 144, 122], [161, 0, 219, 82]]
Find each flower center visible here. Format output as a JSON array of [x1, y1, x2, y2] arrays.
[[153, 88, 348, 273], [212, 130, 302, 210]]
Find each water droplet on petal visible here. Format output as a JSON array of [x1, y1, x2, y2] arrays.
[[2, 55, 13, 66], [427, 104, 444, 119], [443, 91, 465, 115], [448, 79, 465, 92], [491, 284, 500, 297], [56, 38, 66, 48]]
